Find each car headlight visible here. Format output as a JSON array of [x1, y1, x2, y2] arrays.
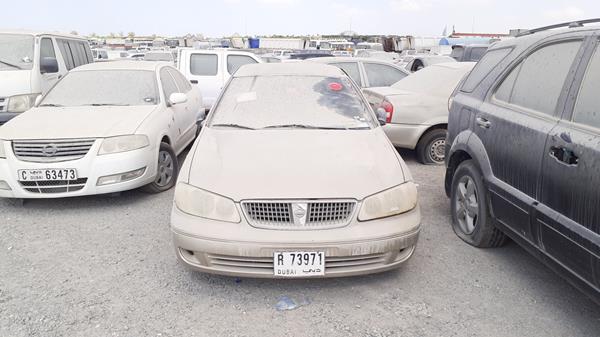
[[7, 94, 39, 113], [98, 135, 149, 155], [0, 140, 5, 159], [358, 182, 418, 221], [174, 183, 240, 223]]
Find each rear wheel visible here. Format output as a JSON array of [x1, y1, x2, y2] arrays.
[[416, 128, 447, 165], [450, 160, 507, 248], [142, 142, 178, 193]]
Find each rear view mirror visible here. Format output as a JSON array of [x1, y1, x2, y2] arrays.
[[40, 57, 58, 74], [34, 95, 43, 107], [169, 93, 187, 106], [376, 107, 387, 126]]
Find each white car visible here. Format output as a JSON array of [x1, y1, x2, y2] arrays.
[[310, 57, 410, 89], [170, 63, 421, 278], [0, 61, 202, 198]]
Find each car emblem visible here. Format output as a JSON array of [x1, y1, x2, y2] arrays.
[[42, 144, 58, 156], [291, 203, 308, 225]]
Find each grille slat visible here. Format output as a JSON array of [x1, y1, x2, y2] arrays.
[[12, 139, 95, 162], [19, 178, 88, 194], [243, 200, 355, 230]]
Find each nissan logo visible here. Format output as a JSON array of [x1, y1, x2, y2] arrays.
[[42, 144, 58, 156]]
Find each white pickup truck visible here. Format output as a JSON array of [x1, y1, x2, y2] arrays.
[[177, 49, 262, 112]]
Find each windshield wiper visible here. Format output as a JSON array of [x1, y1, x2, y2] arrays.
[[211, 123, 256, 130], [0, 59, 23, 70], [38, 103, 63, 107], [262, 124, 348, 130], [84, 103, 131, 106]]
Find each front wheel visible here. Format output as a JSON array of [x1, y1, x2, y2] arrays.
[[416, 128, 447, 165], [142, 142, 179, 193]]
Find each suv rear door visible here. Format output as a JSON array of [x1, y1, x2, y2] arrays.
[[474, 38, 585, 244], [538, 35, 600, 291]]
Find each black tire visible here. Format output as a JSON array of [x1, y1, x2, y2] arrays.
[[416, 128, 447, 165], [450, 160, 507, 248], [142, 142, 179, 194]]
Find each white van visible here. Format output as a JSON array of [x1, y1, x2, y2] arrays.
[[0, 31, 93, 125], [177, 49, 262, 111]]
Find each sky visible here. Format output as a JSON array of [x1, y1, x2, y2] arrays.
[[3, 0, 600, 37]]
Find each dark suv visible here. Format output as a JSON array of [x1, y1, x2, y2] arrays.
[[445, 20, 600, 302]]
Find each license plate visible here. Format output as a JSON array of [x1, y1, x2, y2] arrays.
[[18, 169, 77, 181], [274, 251, 325, 277]]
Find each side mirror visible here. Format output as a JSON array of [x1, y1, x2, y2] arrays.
[[40, 57, 58, 74], [34, 95, 43, 107], [376, 107, 387, 126], [168, 92, 187, 106]]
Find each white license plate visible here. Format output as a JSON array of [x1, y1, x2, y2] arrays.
[[18, 169, 78, 181], [274, 251, 325, 277]]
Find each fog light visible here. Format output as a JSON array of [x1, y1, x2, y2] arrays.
[[0, 180, 11, 190], [97, 167, 146, 186]]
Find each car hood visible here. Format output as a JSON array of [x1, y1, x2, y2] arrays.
[[185, 128, 406, 201], [0, 105, 157, 140], [0, 70, 32, 97]]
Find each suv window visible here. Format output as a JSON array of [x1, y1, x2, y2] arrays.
[[40, 38, 56, 63], [168, 68, 192, 93], [364, 62, 407, 87], [461, 48, 511, 92], [57, 39, 75, 70], [573, 44, 600, 129], [332, 62, 362, 86], [160, 68, 179, 101], [468, 47, 488, 62], [190, 54, 218, 76], [227, 55, 258, 75], [494, 41, 582, 116]]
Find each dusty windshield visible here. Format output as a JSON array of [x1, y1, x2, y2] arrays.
[[0, 34, 34, 70], [41, 70, 159, 107], [210, 75, 375, 130]]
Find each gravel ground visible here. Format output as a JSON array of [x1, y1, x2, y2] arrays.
[[1, 150, 599, 337]]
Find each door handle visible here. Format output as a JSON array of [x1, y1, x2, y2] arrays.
[[476, 117, 491, 129], [190, 80, 198, 84], [549, 146, 578, 166]]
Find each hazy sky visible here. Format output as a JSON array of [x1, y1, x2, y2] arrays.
[[4, 0, 600, 37]]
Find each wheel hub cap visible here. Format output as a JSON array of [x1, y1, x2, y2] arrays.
[[455, 176, 479, 234]]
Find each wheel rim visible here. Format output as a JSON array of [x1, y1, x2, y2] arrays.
[[428, 138, 446, 163], [455, 176, 479, 234], [155, 150, 174, 187]]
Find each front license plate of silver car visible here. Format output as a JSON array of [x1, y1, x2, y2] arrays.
[[273, 251, 325, 277]]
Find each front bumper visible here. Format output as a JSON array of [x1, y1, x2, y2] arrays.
[[171, 205, 421, 278], [0, 140, 158, 198]]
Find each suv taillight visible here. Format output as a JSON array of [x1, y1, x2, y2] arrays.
[[380, 100, 394, 123]]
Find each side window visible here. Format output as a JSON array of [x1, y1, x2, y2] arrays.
[[160, 68, 179, 101], [83, 43, 93, 64], [461, 48, 511, 92], [190, 54, 218, 76], [468, 47, 488, 62], [364, 62, 407, 87], [56, 39, 75, 70], [227, 55, 258, 75], [573, 44, 600, 129], [69, 41, 86, 67], [40, 38, 56, 60], [494, 41, 582, 116], [332, 62, 362, 86], [168, 68, 192, 93]]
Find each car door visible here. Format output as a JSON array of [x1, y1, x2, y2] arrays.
[[474, 38, 585, 244], [538, 36, 600, 290], [329, 61, 363, 87], [159, 68, 185, 151], [39, 37, 65, 94], [363, 62, 408, 87], [188, 52, 221, 109], [167, 68, 198, 148]]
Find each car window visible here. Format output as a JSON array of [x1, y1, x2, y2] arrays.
[[461, 48, 511, 92], [168, 68, 192, 93], [494, 41, 582, 116], [56, 39, 75, 70], [450, 47, 465, 61], [190, 54, 218, 76], [40, 38, 56, 61], [331, 62, 362, 86], [573, 44, 600, 129], [160, 68, 179, 100], [227, 55, 258, 75], [364, 62, 407, 87], [468, 47, 488, 62]]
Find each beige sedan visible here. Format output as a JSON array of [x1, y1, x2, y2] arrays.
[[170, 63, 421, 278]]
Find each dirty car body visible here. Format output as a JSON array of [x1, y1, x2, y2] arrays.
[[171, 63, 421, 278]]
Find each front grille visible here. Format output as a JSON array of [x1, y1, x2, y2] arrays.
[[12, 139, 96, 162], [0, 97, 6, 112], [243, 200, 356, 229], [19, 178, 87, 194]]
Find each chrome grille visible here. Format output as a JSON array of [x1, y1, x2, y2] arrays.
[[19, 178, 87, 194], [12, 139, 96, 162], [0, 97, 6, 113], [243, 200, 356, 230]]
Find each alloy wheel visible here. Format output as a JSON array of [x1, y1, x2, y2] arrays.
[[155, 150, 174, 187], [455, 176, 479, 234]]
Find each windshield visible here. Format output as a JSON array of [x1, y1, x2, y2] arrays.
[[210, 75, 375, 130], [0, 34, 34, 70], [41, 70, 159, 107], [144, 53, 173, 61]]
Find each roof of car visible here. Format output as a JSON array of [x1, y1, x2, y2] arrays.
[[0, 30, 84, 39], [310, 57, 396, 64], [233, 63, 345, 77], [72, 60, 169, 72], [490, 26, 600, 51], [428, 62, 476, 70]]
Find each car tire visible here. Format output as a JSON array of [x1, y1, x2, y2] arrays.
[[416, 128, 447, 165], [450, 160, 507, 248], [142, 142, 179, 194]]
